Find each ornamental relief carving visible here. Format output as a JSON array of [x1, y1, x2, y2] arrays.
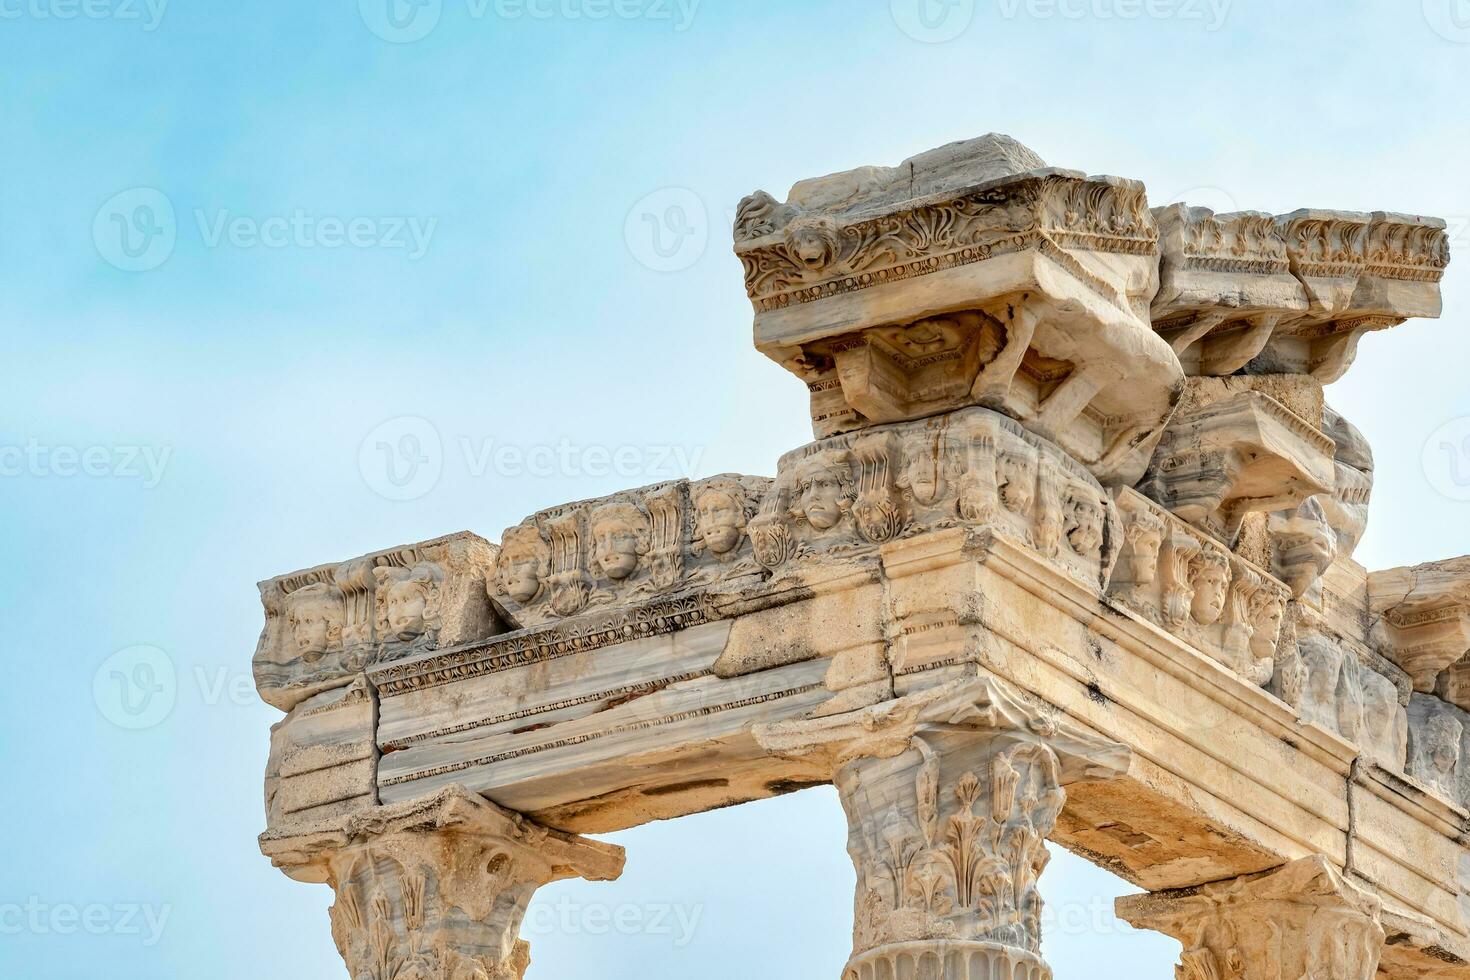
[[254, 533, 501, 711], [1109, 488, 1290, 688]]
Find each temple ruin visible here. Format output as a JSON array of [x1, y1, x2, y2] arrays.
[[251, 134, 1468, 979]]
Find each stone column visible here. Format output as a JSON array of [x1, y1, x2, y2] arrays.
[[260, 786, 625, 980], [756, 671, 1130, 980], [1116, 856, 1385, 980]]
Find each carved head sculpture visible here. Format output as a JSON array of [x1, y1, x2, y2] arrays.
[[782, 214, 840, 274], [1188, 550, 1231, 626], [1299, 635, 1345, 730], [1248, 591, 1286, 663], [1427, 713, 1462, 777], [793, 448, 856, 531], [589, 501, 651, 581], [1122, 511, 1165, 585], [896, 431, 949, 507], [997, 448, 1036, 515], [1359, 669, 1403, 767], [693, 479, 754, 556], [495, 525, 550, 605], [1269, 496, 1338, 599], [373, 562, 444, 641], [284, 582, 345, 662], [1065, 488, 1105, 559]]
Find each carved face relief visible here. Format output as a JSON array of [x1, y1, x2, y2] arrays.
[[495, 526, 548, 605], [997, 451, 1035, 514], [1065, 492, 1104, 559], [1127, 525, 1164, 584], [795, 451, 854, 531], [1301, 639, 1343, 727], [1428, 715, 1461, 776], [1189, 558, 1230, 626], [285, 583, 344, 662], [694, 488, 745, 556], [376, 562, 444, 641], [1249, 595, 1285, 661], [899, 438, 946, 506], [590, 504, 649, 581], [783, 216, 839, 273]]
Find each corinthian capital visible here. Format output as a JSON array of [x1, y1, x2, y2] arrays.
[[1116, 856, 1384, 980], [756, 672, 1129, 980], [260, 786, 625, 980]]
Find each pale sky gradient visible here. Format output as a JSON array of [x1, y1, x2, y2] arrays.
[[4, 1, 1470, 977]]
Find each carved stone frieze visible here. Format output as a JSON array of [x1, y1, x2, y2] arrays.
[[755, 672, 1128, 980], [259, 786, 624, 980], [255, 533, 503, 711], [1108, 488, 1290, 688], [1291, 616, 1410, 773], [1116, 856, 1385, 980], [1407, 693, 1470, 806], [734, 135, 1181, 486]]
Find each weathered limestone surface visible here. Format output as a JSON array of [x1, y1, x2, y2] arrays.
[[247, 134, 1468, 979]]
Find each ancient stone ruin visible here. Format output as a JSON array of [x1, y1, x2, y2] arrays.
[[252, 134, 1468, 979]]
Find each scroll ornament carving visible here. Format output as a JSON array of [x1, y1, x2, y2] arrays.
[[254, 533, 501, 712]]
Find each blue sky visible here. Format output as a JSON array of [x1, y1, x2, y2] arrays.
[[3, 1, 1470, 977]]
